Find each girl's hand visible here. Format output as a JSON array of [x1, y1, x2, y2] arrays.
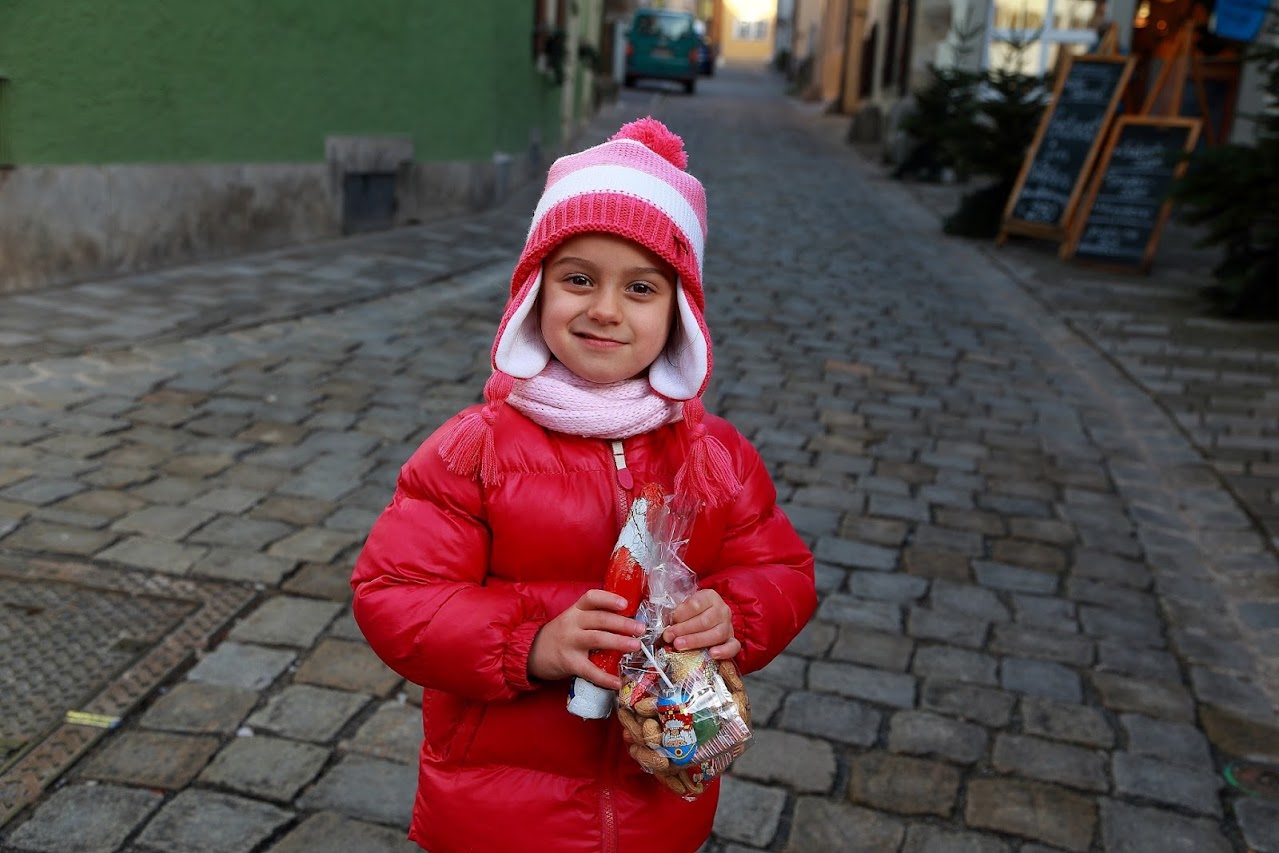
[[662, 589, 740, 660], [528, 589, 645, 688]]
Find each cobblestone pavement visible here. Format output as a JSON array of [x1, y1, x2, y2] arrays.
[[2, 66, 1278, 852]]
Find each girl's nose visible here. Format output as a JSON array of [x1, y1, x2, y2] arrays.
[[586, 287, 622, 323]]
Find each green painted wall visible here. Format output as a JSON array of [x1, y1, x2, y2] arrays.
[[0, 1, 564, 165]]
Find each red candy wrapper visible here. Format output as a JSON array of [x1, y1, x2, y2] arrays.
[[567, 484, 662, 719]]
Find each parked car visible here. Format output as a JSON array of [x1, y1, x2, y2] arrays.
[[624, 8, 700, 94]]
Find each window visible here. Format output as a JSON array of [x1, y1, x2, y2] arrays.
[[733, 19, 770, 41], [985, 0, 1100, 76], [635, 12, 694, 40]]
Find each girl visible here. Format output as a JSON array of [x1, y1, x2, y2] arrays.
[[351, 118, 816, 853]]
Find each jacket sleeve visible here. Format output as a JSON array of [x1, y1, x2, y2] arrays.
[[349, 430, 547, 703], [699, 432, 817, 676]]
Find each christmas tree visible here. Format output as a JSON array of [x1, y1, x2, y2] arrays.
[[1170, 15, 1279, 316]]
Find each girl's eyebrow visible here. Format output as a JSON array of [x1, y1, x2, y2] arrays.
[[629, 266, 673, 279], [548, 255, 595, 268], [549, 256, 671, 279]]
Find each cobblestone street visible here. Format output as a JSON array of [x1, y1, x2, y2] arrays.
[[2, 66, 1278, 852]]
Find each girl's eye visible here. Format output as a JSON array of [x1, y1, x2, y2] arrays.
[[629, 282, 655, 295], [566, 274, 591, 287]]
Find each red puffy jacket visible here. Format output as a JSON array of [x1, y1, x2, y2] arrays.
[[351, 404, 816, 853]]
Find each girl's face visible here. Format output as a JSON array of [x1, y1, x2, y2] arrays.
[[539, 233, 677, 385]]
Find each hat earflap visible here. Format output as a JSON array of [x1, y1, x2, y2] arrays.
[[649, 284, 709, 401], [493, 269, 551, 379]]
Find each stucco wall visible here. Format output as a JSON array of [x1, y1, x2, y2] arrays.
[[0, 1, 560, 165], [0, 164, 335, 292], [818, 0, 850, 104], [0, 0, 581, 292], [791, 0, 828, 64], [912, 0, 955, 87], [1229, 20, 1276, 144], [0, 146, 536, 294], [721, 1, 778, 63]]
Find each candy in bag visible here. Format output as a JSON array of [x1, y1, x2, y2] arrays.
[[615, 492, 752, 800]]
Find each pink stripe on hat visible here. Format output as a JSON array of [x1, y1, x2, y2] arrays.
[[541, 142, 709, 239], [528, 164, 706, 269]]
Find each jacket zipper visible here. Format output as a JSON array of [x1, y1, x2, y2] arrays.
[[610, 439, 632, 521], [603, 439, 630, 853], [601, 781, 618, 853]]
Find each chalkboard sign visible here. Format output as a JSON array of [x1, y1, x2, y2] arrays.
[[999, 54, 1134, 242], [1061, 116, 1202, 272]]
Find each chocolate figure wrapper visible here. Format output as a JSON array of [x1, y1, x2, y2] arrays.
[[567, 483, 663, 719]]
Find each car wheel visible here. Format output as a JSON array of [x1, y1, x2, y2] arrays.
[[683, 78, 696, 95], [624, 74, 637, 88]]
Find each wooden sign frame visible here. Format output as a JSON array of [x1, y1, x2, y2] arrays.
[[1143, 20, 1223, 144], [1060, 115, 1202, 273], [1097, 23, 1120, 56], [998, 53, 1135, 245]]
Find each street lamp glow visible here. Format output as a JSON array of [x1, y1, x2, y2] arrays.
[[725, 0, 775, 23]]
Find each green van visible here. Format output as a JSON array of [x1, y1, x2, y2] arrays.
[[624, 8, 700, 94]]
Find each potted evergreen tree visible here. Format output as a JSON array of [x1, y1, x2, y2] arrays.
[[892, 18, 985, 182], [892, 23, 1050, 238], [942, 36, 1050, 237], [1170, 17, 1279, 317]]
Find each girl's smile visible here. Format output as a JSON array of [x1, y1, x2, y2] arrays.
[[575, 331, 622, 346]]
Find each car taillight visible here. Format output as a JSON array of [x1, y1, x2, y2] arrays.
[[688, 48, 698, 62], [626, 43, 634, 57]]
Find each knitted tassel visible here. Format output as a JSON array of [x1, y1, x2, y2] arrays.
[[438, 372, 514, 485], [674, 400, 742, 509], [476, 411, 501, 485]]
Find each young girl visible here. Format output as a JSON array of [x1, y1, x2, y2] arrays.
[[351, 118, 817, 853]]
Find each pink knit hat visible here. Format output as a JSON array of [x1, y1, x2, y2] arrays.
[[438, 117, 741, 508]]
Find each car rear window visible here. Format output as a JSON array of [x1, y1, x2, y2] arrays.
[[633, 12, 694, 40]]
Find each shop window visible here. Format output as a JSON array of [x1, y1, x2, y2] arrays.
[[986, 0, 1101, 75]]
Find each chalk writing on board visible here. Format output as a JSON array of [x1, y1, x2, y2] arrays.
[[1061, 62, 1127, 101], [1076, 223, 1146, 261], [1090, 200, 1156, 223], [1067, 117, 1200, 269], [1004, 56, 1132, 233], [1099, 173, 1163, 201], [1045, 113, 1109, 143], [1024, 158, 1076, 192]]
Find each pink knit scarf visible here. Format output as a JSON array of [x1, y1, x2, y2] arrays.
[[506, 360, 683, 439]]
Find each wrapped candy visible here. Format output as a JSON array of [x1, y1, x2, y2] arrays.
[[614, 489, 753, 800], [567, 484, 662, 719]]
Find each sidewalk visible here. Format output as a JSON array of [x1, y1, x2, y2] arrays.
[[846, 119, 1279, 552], [2, 66, 1278, 852]]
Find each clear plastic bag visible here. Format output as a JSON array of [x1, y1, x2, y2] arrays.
[[615, 492, 752, 800]]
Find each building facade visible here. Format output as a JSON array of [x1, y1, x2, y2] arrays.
[[0, 1, 602, 293], [717, 0, 781, 64], [781, 0, 1274, 148]]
